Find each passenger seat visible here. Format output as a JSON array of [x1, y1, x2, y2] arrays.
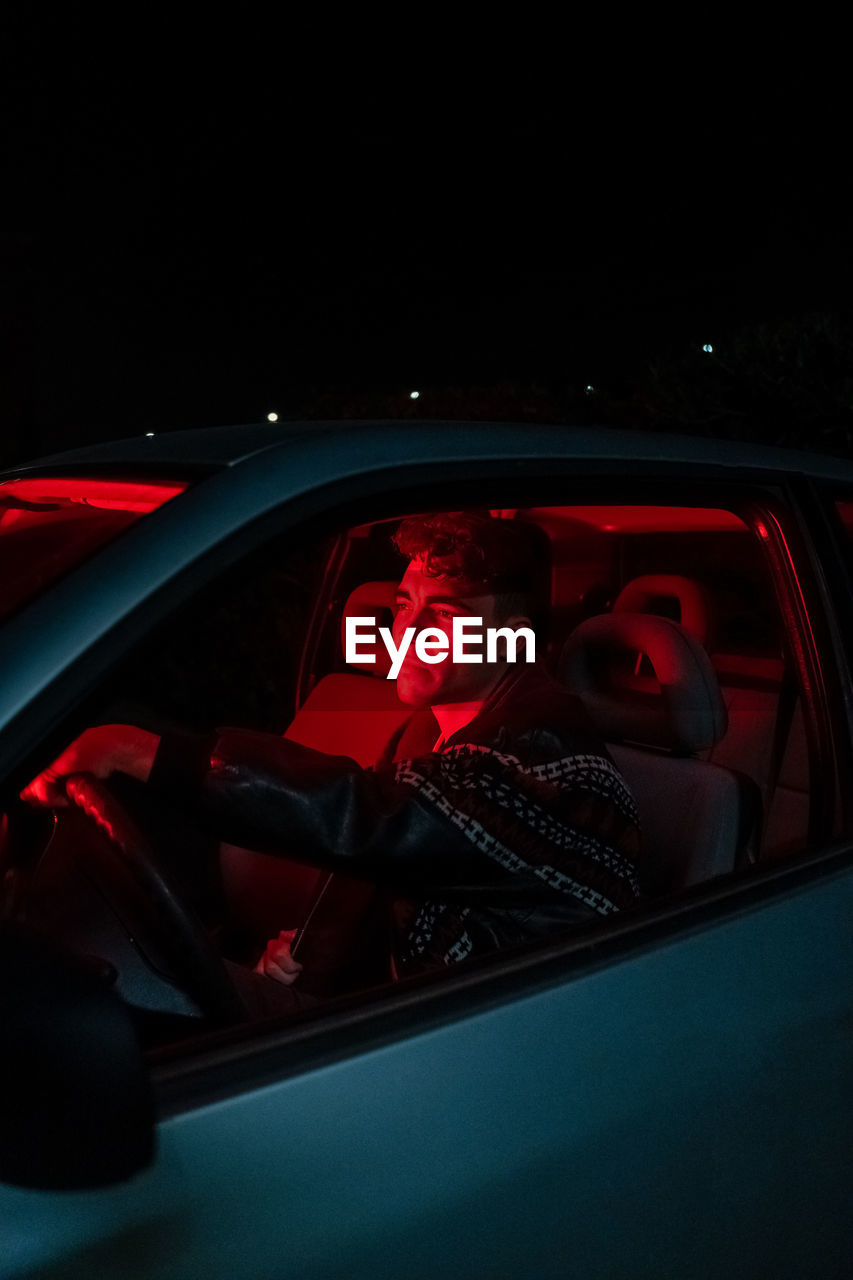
[[612, 574, 808, 860], [562, 612, 760, 892]]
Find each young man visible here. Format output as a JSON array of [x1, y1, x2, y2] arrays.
[[23, 512, 642, 1000]]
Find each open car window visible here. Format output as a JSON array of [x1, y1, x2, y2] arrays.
[[2, 487, 839, 1058]]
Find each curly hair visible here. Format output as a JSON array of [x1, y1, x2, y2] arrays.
[[392, 511, 551, 630]]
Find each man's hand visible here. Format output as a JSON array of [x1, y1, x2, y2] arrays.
[[255, 929, 304, 986], [20, 724, 161, 807]]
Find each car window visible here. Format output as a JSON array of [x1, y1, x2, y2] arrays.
[[99, 530, 331, 735], [0, 476, 188, 624], [2, 489, 832, 1059]]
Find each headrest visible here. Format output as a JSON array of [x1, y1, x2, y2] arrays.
[[561, 612, 727, 754], [341, 580, 398, 676], [613, 574, 711, 646]]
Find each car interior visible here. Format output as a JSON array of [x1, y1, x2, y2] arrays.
[[0, 492, 826, 1048]]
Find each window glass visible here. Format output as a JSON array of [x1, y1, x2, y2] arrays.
[[3, 495, 818, 1053], [104, 530, 330, 735]]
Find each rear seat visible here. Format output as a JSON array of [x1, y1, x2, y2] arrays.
[[708, 653, 808, 860]]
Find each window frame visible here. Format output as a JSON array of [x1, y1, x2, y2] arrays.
[[289, 477, 842, 857], [3, 456, 851, 1108]]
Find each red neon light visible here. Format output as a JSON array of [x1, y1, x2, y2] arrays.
[[0, 478, 186, 514], [530, 506, 748, 533]]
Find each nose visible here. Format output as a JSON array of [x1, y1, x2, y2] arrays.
[[414, 606, 453, 638]]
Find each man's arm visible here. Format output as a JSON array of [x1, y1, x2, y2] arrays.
[[21, 723, 472, 892], [153, 725, 641, 912], [23, 722, 641, 912], [148, 726, 490, 894]]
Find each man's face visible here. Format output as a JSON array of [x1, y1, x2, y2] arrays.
[[392, 559, 522, 708]]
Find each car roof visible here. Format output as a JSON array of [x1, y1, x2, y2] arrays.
[[6, 419, 853, 483]]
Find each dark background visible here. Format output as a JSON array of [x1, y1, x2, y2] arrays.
[[2, 31, 851, 465]]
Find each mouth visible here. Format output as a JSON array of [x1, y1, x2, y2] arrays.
[[397, 653, 438, 681], [398, 659, 429, 678]]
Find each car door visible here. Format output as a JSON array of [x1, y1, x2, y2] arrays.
[[4, 870, 852, 1280], [1, 432, 852, 1280]]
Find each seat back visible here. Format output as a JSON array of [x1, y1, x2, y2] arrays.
[[284, 580, 410, 767], [608, 746, 746, 890], [611, 572, 808, 861], [562, 612, 758, 891], [284, 671, 410, 768]]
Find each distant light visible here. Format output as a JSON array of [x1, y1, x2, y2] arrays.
[[410, 391, 420, 400], [702, 343, 714, 353], [267, 412, 279, 422], [145, 432, 155, 437], [585, 385, 595, 395]]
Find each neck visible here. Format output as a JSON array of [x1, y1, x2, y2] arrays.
[[430, 666, 511, 741], [431, 701, 486, 741]]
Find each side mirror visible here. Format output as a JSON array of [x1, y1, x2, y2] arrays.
[[0, 922, 155, 1190]]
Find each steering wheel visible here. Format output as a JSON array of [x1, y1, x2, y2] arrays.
[[61, 773, 246, 1024]]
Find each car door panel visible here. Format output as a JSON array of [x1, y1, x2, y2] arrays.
[[3, 858, 850, 1279]]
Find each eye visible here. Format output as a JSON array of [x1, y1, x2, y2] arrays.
[[395, 599, 410, 613]]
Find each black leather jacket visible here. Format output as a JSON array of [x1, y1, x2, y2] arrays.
[[151, 665, 642, 975]]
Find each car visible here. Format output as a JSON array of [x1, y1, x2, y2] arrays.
[[1, 419, 852, 1279]]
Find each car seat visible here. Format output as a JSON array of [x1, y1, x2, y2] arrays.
[[610, 573, 807, 860], [561, 612, 760, 892], [613, 573, 712, 645], [282, 580, 411, 766]]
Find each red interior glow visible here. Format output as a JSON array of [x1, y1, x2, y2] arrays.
[[0, 476, 190, 624], [0, 478, 186, 513], [528, 506, 748, 533]]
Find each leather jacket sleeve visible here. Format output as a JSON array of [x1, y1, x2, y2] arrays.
[[150, 727, 522, 898], [148, 719, 642, 913]]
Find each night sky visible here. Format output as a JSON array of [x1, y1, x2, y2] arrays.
[[2, 39, 851, 463]]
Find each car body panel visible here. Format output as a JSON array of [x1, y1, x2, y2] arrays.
[[2, 856, 852, 1279], [15, 418, 853, 480]]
